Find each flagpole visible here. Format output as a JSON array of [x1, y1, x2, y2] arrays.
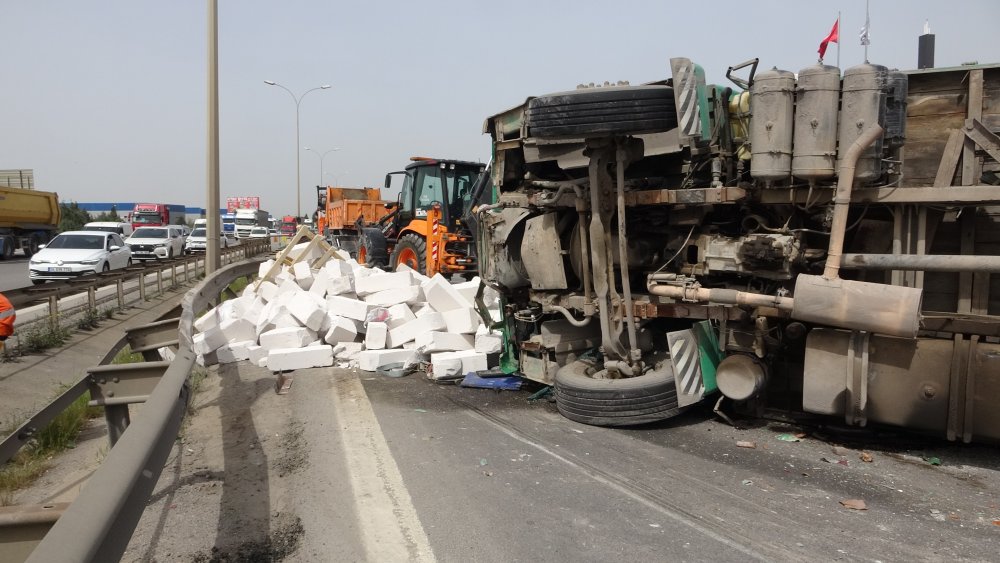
[[864, 0, 870, 63], [836, 12, 841, 68]]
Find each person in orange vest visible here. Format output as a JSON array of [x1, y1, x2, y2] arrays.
[[0, 292, 15, 347]]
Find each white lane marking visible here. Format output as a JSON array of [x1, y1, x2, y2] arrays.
[[331, 375, 436, 562]]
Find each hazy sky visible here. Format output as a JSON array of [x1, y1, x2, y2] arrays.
[[1, 1, 997, 217]]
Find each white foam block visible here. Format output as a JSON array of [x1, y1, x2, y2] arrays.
[[241, 297, 267, 326], [217, 340, 255, 363], [247, 344, 267, 366], [431, 350, 488, 376], [194, 305, 222, 333], [309, 268, 330, 298], [255, 304, 300, 337], [267, 344, 334, 371], [354, 270, 414, 296], [292, 260, 314, 289], [325, 259, 353, 277], [287, 292, 327, 331], [257, 259, 275, 279], [333, 341, 364, 360], [219, 318, 256, 343], [453, 277, 481, 306], [415, 331, 474, 354], [475, 327, 503, 354], [363, 286, 422, 307], [365, 321, 388, 350], [288, 241, 323, 262], [387, 312, 446, 348], [326, 275, 354, 296], [385, 303, 416, 329], [357, 349, 419, 372], [442, 307, 481, 334], [422, 274, 472, 312], [324, 315, 359, 344], [192, 327, 227, 355], [257, 281, 279, 303], [412, 302, 434, 318], [394, 263, 430, 284], [327, 295, 374, 321], [259, 326, 312, 350]]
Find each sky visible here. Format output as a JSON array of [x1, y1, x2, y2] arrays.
[[1, 0, 998, 218]]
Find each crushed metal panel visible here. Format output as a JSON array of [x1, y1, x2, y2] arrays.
[[87, 361, 171, 406], [667, 329, 705, 407], [520, 213, 568, 290]]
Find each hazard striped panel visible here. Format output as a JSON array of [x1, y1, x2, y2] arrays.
[[670, 57, 709, 144], [667, 328, 705, 407]]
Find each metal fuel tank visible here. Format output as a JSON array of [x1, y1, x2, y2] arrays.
[[838, 63, 889, 183], [791, 64, 841, 182], [749, 67, 795, 183]]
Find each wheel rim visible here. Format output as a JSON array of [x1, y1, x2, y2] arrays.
[[396, 247, 420, 270]]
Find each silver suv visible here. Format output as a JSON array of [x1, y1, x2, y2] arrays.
[[126, 225, 186, 260]]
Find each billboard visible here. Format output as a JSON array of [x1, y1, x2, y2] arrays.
[[225, 196, 261, 213]]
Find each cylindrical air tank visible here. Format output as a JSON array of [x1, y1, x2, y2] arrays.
[[884, 70, 908, 150], [838, 63, 889, 183], [749, 68, 795, 183], [791, 64, 841, 181]]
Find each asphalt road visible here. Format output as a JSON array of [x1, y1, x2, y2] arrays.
[[0, 255, 31, 291], [110, 363, 1000, 562]]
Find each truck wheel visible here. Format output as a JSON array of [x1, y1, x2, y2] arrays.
[[554, 358, 683, 427], [0, 237, 13, 260], [23, 235, 40, 258], [390, 233, 427, 274], [527, 85, 677, 139], [358, 228, 388, 268]]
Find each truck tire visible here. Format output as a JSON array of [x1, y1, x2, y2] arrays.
[[527, 85, 677, 139], [554, 359, 683, 427], [23, 234, 40, 259], [0, 236, 14, 260], [390, 233, 427, 274], [358, 228, 388, 268]]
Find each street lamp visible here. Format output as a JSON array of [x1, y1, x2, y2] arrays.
[[304, 147, 341, 186], [264, 80, 331, 217]]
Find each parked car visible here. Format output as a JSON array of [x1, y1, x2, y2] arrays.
[[184, 227, 230, 253], [126, 225, 186, 260], [82, 221, 133, 237], [28, 231, 132, 284], [249, 226, 269, 239]]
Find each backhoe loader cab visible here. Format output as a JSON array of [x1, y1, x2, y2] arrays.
[[357, 157, 484, 276]]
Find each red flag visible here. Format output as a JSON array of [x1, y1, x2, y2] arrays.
[[818, 18, 839, 60]]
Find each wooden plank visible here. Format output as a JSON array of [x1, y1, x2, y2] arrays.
[[958, 212, 975, 313], [934, 129, 966, 187], [963, 69, 985, 187]]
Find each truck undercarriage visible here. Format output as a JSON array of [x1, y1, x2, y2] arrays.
[[479, 58, 1000, 441]]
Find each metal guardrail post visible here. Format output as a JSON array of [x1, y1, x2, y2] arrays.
[[87, 287, 96, 311], [138, 271, 147, 302], [156, 269, 163, 295], [170, 264, 177, 288], [115, 279, 124, 309], [104, 406, 130, 447]]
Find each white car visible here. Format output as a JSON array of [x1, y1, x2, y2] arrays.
[[82, 221, 133, 237], [28, 231, 132, 284], [126, 226, 186, 261], [184, 227, 230, 253], [248, 226, 269, 239]]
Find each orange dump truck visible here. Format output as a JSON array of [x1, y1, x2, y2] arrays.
[[0, 185, 60, 259], [316, 186, 391, 255]]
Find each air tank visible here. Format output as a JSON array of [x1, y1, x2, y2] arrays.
[[749, 67, 795, 183], [838, 63, 889, 183], [791, 64, 841, 181], [884, 70, 908, 150]]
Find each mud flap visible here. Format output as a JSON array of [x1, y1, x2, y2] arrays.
[[667, 321, 721, 407]]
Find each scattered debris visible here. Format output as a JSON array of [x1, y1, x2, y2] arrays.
[[860, 451, 874, 463], [741, 479, 753, 486], [776, 434, 801, 442], [736, 440, 757, 449], [461, 372, 522, 390], [821, 457, 850, 467], [479, 458, 488, 466], [527, 386, 553, 401], [839, 499, 868, 511], [923, 456, 942, 466], [413, 409, 428, 413], [482, 471, 494, 477]]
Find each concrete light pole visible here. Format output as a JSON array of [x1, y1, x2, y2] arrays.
[[263, 81, 331, 218], [206, 0, 220, 273], [304, 147, 341, 186]]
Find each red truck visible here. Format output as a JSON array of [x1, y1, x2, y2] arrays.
[[130, 203, 175, 229], [279, 215, 298, 236]]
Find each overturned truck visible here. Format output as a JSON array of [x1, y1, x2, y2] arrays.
[[478, 58, 1000, 441]]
